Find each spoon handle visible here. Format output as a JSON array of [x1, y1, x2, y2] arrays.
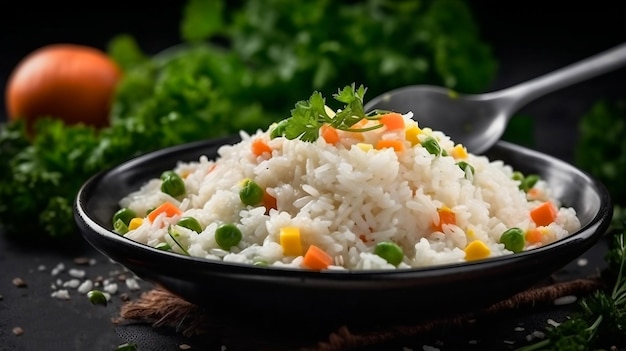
[[493, 42, 626, 114]]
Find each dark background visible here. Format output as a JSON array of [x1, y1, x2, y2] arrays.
[[1, 2, 625, 164]]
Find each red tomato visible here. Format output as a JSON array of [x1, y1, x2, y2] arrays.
[[5, 43, 122, 130]]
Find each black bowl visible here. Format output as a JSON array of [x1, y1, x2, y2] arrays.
[[74, 136, 612, 325]]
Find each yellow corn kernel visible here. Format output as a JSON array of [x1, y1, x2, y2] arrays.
[[464, 240, 491, 261], [280, 227, 303, 256], [356, 143, 373, 152], [451, 144, 468, 159], [465, 228, 476, 240], [128, 217, 143, 230], [405, 126, 422, 146]]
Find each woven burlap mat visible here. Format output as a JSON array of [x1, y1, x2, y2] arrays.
[[113, 277, 603, 350]]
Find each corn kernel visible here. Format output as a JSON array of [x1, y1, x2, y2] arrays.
[[451, 144, 468, 159], [466, 228, 476, 240], [464, 240, 491, 261], [280, 227, 303, 256], [356, 143, 373, 152], [128, 217, 143, 230], [405, 126, 422, 146]]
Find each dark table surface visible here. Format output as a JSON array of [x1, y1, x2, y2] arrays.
[[1, 2, 625, 351]]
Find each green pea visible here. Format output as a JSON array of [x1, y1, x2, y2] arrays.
[[456, 161, 475, 179], [239, 179, 264, 206], [87, 290, 108, 307], [160, 170, 177, 180], [160, 172, 186, 197], [520, 174, 540, 192], [112, 208, 136, 227], [511, 171, 524, 182], [113, 219, 129, 235], [178, 216, 202, 233], [421, 136, 446, 156], [500, 227, 526, 253], [373, 241, 404, 266], [215, 223, 242, 250]]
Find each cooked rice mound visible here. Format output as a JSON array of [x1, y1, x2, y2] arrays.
[[119, 112, 581, 270]]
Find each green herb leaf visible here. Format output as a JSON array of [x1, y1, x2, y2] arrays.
[[181, 0, 224, 42], [515, 226, 626, 350], [107, 34, 148, 72], [278, 84, 381, 142]]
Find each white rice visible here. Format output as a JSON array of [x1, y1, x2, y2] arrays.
[[119, 112, 581, 270]]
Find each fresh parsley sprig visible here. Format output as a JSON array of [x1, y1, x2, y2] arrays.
[[271, 84, 383, 142], [516, 225, 626, 351]]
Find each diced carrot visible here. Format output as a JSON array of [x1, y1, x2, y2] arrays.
[[262, 191, 277, 214], [379, 112, 405, 130], [147, 201, 182, 222], [375, 139, 405, 152], [526, 228, 544, 244], [432, 206, 456, 232], [530, 201, 557, 226], [321, 124, 340, 144], [302, 245, 333, 270], [251, 138, 272, 156], [527, 187, 542, 199]]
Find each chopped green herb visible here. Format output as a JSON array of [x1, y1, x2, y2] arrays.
[[516, 225, 626, 350], [112, 208, 136, 228], [512, 171, 540, 193], [167, 225, 190, 255], [113, 219, 129, 235], [456, 161, 475, 179], [177, 216, 203, 233], [421, 136, 446, 156], [115, 342, 138, 351], [155, 242, 172, 251]]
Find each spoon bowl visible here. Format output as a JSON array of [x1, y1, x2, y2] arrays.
[[365, 43, 626, 154]]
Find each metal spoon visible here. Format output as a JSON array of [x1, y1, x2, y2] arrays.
[[364, 43, 626, 154]]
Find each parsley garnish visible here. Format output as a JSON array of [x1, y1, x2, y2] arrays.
[[516, 225, 626, 350], [272, 84, 383, 142]]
